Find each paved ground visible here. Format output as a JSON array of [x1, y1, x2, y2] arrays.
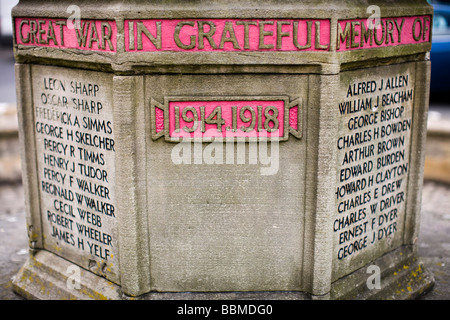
[[0, 180, 449, 300]]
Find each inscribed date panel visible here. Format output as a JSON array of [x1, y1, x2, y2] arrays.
[[332, 63, 415, 280], [145, 73, 308, 291], [31, 65, 119, 283]]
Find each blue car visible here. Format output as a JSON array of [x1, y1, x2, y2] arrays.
[[429, 1, 450, 93]]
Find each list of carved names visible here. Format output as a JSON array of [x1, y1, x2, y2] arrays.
[[334, 65, 414, 273], [32, 66, 118, 280]]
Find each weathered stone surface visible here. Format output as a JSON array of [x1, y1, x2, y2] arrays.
[[145, 74, 307, 292], [11, 0, 434, 299]]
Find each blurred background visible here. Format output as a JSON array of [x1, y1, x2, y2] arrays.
[[0, 0, 449, 299]]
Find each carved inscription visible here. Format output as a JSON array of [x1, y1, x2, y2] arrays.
[[14, 15, 430, 53], [333, 64, 414, 277], [32, 65, 118, 281]]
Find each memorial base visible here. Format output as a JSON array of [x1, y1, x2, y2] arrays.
[[12, 246, 434, 300]]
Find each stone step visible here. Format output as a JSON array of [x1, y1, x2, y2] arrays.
[[424, 108, 450, 184]]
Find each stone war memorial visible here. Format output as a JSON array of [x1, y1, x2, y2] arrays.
[[11, 0, 435, 300]]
